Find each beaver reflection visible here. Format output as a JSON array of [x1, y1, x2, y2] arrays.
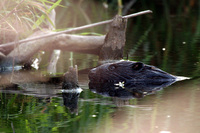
[[89, 80, 175, 106]]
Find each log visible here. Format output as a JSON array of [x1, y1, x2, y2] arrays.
[[5, 30, 105, 64], [62, 65, 79, 89], [99, 15, 127, 60]]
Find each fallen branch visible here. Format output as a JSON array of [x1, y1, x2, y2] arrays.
[[7, 31, 105, 64]]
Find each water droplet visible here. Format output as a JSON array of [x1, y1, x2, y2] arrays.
[[92, 115, 97, 117], [160, 131, 171, 133], [167, 115, 171, 118]]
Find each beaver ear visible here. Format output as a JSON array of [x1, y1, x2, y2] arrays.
[[132, 62, 144, 71]]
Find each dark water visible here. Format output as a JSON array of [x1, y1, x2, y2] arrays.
[[1, 1, 200, 133]]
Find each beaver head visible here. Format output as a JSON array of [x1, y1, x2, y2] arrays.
[[88, 61, 176, 83]]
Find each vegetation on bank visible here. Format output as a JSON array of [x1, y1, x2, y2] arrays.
[[0, 0, 62, 44]]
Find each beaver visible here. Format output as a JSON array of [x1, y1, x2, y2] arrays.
[[88, 60, 176, 83]]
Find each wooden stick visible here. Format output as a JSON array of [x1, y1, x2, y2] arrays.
[[1, 10, 152, 47]]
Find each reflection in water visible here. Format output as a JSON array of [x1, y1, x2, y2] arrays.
[[61, 65, 82, 114], [62, 88, 82, 114], [89, 80, 176, 106]]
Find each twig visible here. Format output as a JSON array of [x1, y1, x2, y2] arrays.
[[1, 10, 152, 47]]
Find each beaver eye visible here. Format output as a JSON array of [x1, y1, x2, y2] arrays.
[[108, 64, 116, 70], [132, 62, 144, 71]]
